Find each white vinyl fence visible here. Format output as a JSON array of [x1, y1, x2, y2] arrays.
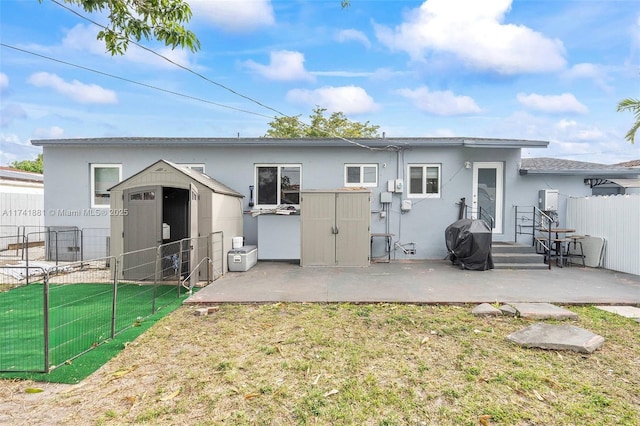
[[566, 194, 640, 275]]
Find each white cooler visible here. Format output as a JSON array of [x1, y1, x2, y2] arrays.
[[228, 245, 258, 272]]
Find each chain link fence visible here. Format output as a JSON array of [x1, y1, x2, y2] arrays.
[[0, 231, 226, 373]]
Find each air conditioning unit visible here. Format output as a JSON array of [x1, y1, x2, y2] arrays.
[[538, 189, 559, 211]]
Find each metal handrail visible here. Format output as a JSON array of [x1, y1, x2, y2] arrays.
[[514, 205, 554, 270], [458, 201, 495, 231]]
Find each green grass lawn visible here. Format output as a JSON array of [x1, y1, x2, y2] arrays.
[[0, 282, 184, 374]]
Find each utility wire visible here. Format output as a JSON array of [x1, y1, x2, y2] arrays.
[[0, 43, 276, 120], [47, 0, 398, 152], [49, 0, 288, 119]]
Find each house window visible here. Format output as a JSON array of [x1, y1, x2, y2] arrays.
[[407, 164, 441, 198], [255, 164, 301, 207], [345, 164, 378, 187], [91, 164, 122, 208]]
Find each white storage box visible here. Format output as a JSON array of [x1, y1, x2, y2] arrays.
[[228, 245, 258, 272]]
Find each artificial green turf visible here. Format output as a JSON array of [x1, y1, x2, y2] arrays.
[[0, 282, 192, 383]]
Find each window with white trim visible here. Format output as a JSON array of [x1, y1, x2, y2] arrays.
[[407, 164, 441, 198], [255, 164, 301, 207], [345, 164, 378, 187], [90, 164, 122, 208]]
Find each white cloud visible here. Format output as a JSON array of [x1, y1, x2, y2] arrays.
[[395, 86, 481, 116], [28, 72, 118, 104], [374, 0, 566, 74], [244, 51, 315, 82], [517, 92, 588, 114], [312, 71, 373, 78], [555, 119, 577, 131], [0, 133, 24, 146], [61, 24, 195, 69], [0, 73, 8, 93], [337, 29, 371, 48], [371, 68, 409, 81], [0, 133, 27, 166], [33, 126, 65, 139], [286, 86, 379, 115], [190, 0, 275, 32], [62, 24, 107, 55], [554, 119, 604, 141], [1, 104, 27, 127], [563, 63, 613, 93]]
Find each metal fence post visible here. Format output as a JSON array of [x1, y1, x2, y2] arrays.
[[43, 271, 50, 373], [25, 232, 30, 286], [178, 240, 185, 298], [110, 256, 119, 339], [152, 246, 161, 314]]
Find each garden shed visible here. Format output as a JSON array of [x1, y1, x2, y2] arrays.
[[109, 160, 244, 282]]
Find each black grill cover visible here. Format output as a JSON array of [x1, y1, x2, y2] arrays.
[[445, 218, 494, 271]]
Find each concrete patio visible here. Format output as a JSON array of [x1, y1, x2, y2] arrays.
[[185, 259, 640, 305]]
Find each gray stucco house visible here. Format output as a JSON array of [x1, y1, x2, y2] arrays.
[[31, 137, 639, 265]]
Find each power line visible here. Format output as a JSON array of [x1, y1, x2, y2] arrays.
[[47, 0, 394, 151], [0, 43, 275, 120], [49, 0, 289, 118]]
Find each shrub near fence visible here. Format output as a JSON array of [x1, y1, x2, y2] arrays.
[[0, 232, 226, 373]]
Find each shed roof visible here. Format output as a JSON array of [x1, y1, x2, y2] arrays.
[[110, 160, 243, 198], [31, 136, 549, 149], [519, 157, 640, 177]]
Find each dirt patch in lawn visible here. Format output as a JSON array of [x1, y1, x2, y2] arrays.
[[2, 303, 639, 425]]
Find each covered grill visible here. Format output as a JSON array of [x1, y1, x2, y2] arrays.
[[445, 218, 494, 271]]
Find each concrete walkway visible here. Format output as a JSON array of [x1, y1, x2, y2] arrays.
[[185, 260, 640, 305]]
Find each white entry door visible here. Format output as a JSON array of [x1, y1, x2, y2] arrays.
[[472, 162, 504, 233]]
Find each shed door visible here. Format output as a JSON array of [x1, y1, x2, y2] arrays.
[[335, 192, 370, 266], [301, 192, 336, 266], [123, 186, 161, 280]]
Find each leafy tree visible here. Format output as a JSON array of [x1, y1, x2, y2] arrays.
[[40, 0, 200, 55], [11, 153, 44, 174], [617, 98, 640, 144], [265, 107, 381, 138]]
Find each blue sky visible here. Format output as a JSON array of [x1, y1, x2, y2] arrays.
[[1, 0, 639, 166]]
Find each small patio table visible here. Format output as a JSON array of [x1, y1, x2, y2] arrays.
[[538, 228, 576, 267]]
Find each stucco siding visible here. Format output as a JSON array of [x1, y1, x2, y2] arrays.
[[40, 141, 594, 260]]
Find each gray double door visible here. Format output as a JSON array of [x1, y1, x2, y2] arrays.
[[123, 184, 198, 282], [300, 191, 370, 266]]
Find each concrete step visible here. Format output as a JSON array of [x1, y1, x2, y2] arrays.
[[491, 242, 537, 254], [493, 262, 549, 270], [492, 252, 545, 264], [492, 242, 546, 270]]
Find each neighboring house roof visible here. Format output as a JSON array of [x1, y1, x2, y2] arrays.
[[30, 136, 549, 149], [0, 166, 43, 183], [110, 159, 243, 198], [519, 157, 640, 177], [616, 159, 640, 168]]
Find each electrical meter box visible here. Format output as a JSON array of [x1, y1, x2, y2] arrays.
[[538, 189, 559, 211], [228, 245, 258, 272]]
